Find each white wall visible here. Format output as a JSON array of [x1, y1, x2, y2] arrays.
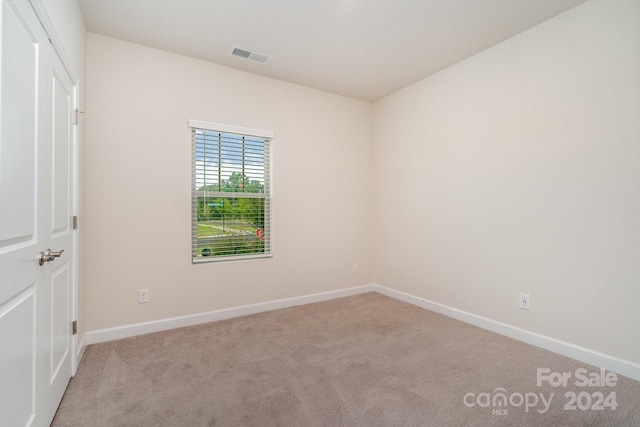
[[373, 0, 640, 364], [85, 34, 373, 330]]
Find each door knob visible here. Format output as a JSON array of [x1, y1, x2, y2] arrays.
[[39, 249, 64, 266]]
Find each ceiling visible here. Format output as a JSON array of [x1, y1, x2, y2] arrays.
[[77, 0, 588, 102]]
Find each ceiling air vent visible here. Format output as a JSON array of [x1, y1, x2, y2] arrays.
[[231, 46, 271, 64]]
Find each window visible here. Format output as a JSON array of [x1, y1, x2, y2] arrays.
[[190, 120, 273, 262]]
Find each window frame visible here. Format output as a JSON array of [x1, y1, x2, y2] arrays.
[[190, 119, 274, 263]]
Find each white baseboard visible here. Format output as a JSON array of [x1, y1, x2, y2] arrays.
[[86, 284, 375, 345], [373, 284, 640, 382], [85, 282, 640, 382]]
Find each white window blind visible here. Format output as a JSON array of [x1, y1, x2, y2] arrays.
[[190, 120, 273, 263]]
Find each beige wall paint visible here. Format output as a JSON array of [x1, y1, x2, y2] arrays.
[[85, 34, 373, 330], [373, 0, 640, 363], [85, 0, 640, 365]]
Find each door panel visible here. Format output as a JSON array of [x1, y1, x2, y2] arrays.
[[52, 71, 71, 235], [0, 287, 37, 427], [0, 0, 36, 246], [50, 264, 70, 385], [45, 51, 74, 421]]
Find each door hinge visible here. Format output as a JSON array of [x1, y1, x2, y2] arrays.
[[72, 108, 84, 125], [72, 215, 78, 230], [72, 320, 77, 335]]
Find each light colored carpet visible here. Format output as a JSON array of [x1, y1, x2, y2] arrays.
[[52, 293, 640, 426]]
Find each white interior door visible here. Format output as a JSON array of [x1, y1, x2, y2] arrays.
[[45, 37, 75, 422], [0, 0, 75, 425]]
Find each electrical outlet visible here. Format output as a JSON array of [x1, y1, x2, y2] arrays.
[[139, 289, 149, 304], [352, 264, 358, 274], [519, 293, 530, 310]]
